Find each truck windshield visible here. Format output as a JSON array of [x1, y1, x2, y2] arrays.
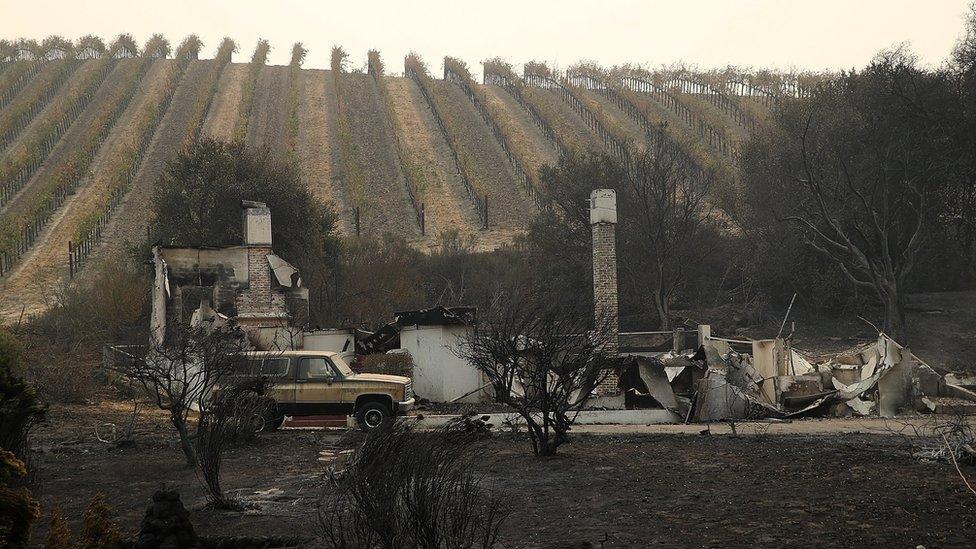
[[331, 354, 354, 376]]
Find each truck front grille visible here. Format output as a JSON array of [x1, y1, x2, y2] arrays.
[[405, 380, 412, 400]]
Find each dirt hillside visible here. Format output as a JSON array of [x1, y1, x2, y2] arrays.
[[200, 62, 247, 141], [338, 72, 419, 237], [386, 76, 481, 243]]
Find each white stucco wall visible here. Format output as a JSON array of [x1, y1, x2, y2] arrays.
[[303, 329, 356, 360], [399, 324, 487, 403]]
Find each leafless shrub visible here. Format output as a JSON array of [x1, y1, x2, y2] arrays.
[[318, 420, 507, 548], [458, 285, 616, 456], [113, 322, 248, 467]]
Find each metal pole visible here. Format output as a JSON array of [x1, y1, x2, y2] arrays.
[[776, 292, 797, 339]]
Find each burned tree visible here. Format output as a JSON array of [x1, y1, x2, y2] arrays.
[[459, 288, 616, 456], [743, 50, 952, 341], [115, 322, 248, 467], [627, 145, 713, 329]]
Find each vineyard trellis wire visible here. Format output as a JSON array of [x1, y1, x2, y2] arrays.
[[443, 57, 545, 211], [404, 54, 487, 228], [617, 72, 736, 160]]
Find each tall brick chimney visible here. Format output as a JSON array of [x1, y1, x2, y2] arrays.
[[235, 201, 288, 330], [590, 189, 619, 358]]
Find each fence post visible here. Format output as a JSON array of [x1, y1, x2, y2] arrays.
[[420, 203, 425, 235], [68, 240, 74, 279]]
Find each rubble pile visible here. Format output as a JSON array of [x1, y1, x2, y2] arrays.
[[619, 332, 976, 421]]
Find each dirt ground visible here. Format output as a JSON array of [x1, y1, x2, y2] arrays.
[[24, 401, 976, 548]]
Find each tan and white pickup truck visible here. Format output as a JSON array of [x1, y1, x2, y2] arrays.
[[237, 350, 414, 431]]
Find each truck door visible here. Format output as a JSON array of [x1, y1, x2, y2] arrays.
[[295, 356, 344, 415], [258, 357, 295, 408]]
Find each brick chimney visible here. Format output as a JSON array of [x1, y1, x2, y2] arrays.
[[590, 189, 619, 358], [235, 201, 288, 329]]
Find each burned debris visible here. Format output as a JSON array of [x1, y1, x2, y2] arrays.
[[617, 327, 976, 422]]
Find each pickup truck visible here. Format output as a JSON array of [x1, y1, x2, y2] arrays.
[[236, 350, 414, 431]]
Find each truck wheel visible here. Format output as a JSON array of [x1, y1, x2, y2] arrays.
[[356, 402, 390, 432]]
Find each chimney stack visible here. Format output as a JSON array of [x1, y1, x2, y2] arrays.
[[590, 189, 619, 358]]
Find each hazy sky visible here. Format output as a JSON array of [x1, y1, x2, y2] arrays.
[[1, 0, 971, 77]]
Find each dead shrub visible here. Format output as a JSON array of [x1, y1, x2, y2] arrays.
[[318, 420, 507, 548], [41, 493, 122, 549], [17, 263, 149, 404], [196, 378, 274, 509], [0, 450, 41, 547]]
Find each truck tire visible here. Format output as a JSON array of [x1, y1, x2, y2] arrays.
[[356, 402, 391, 432]]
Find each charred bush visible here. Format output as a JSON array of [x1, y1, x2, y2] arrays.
[[318, 420, 507, 548]]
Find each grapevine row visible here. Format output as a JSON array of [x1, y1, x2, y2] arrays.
[[0, 60, 44, 109], [564, 68, 713, 192], [282, 42, 306, 161], [443, 57, 543, 210], [618, 72, 736, 159], [0, 58, 83, 152], [664, 75, 759, 132], [70, 37, 202, 271], [404, 53, 486, 227], [0, 47, 152, 276], [482, 59, 570, 159], [368, 50, 424, 230], [0, 57, 118, 208], [524, 63, 630, 162], [233, 39, 269, 143], [331, 46, 368, 226], [182, 38, 236, 147]]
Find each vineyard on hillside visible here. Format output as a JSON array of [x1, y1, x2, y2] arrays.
[[0, 34, 824, 320]]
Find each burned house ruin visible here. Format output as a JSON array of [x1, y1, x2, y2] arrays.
[[149, 201, 308, 349]]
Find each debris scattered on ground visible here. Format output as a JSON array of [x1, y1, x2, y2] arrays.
[[617, 328, 976, 422]]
